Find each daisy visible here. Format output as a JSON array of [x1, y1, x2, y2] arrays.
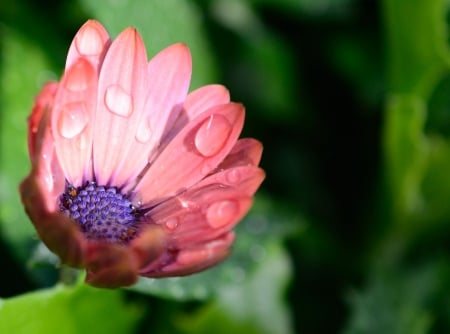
[[20, 20, 264, 288]]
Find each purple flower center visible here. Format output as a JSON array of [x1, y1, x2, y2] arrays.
[[60, 181, 140, 243]]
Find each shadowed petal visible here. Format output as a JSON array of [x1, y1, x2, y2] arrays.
[[140, 232, 234, 277], [84, 225, 166, 288], [217, 138, 263, 170], [117, 44, 192, 186], [20, 173, 86, 268]]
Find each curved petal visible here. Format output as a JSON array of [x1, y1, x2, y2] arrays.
[[135, 103, 245, 205], [147, 165, 264, 246], [65, 20, 110, 72], [140, 232, 234, 277], [167, 84, 230, 143], [92, 27, 149, 186], [20, 173, 86, 268], [51, 59, 98, 186], [115, 44, 192, 186], [217, 138, 263, 170], [28, 82, 58, 162]]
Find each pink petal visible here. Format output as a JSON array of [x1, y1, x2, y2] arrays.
[[147, 165, 264, 246], [167, 84, 230, 142], [115, 44, 192, 186], [92, 27, 149, 186], [28, 82, 58, 163], [135, 103, 245, 205], [144, 43, 191, 155], [51, 58, 98, 186], [140, 232, 234, 277], [65, 20, 110, 72], [217, 138, 263, 170], [20, 173, 86, 268]]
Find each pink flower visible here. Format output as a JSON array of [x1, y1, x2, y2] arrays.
[[20, 20, 264, 288]]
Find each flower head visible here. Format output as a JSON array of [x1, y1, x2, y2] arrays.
[[20, 20, 264, 288]]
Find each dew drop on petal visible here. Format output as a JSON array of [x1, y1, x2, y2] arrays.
[[58, 102, 89, 139], [165, 217, 179, 231], [206, 200, 238, 229], [75, 25, 105, 56], [135, 119, 152, 143], [76, 134, 87, 150], [194, 114, 232, 157], [226, 169, 241, 184], [104, 85, 133, 117]]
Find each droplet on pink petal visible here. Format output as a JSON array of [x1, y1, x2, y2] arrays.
[[135, 119, 152, 143], [58, 102, 89, 139], [194, 114, 232, 157], [226, 169, 241, 184], [206, 200, 239, 229], [104, 85, 133, 117], [165, 217, 179, 231], [75, 24, 106, 56]]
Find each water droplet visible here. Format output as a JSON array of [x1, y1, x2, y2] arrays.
[[226, 169, 241, 184], [64, 62, 94, 92], [76, 134, 87, 150], [206, 200, 238, 229], [58, 102, 89, 139], [75, 25, 105, 56], [194, 114, 232, 157], [104, 85, 133, 117], [165, 217, 178, 231], [135, 119, 152, 143]]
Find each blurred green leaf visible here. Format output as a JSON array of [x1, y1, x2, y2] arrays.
[[382, 0, 450, 223], [80, 0, 216, 89], [0, 284, 142, 334], [383, 0, 450, 97], [210, 0, 300, 121], [344, 260, 450, 334], [0, 26, 56, 259], [175, 240, 293, 334]]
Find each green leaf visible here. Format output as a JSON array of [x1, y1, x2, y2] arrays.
[[382, 0, 450, 224], [79, 0, 217, 89], [382, 0, 450, 97], [344, 260, 450, 334], [175, 240, 294, 334], [0, 284, 142, 334]]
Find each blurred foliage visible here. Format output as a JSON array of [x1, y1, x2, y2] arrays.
[[0, 0, 449, 333]]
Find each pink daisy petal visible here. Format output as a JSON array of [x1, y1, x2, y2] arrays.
[[51, 58, 98, 186], [65, 20, 110, 72], [141, 232, 235, 277], [135, 103, 245, 205], [148, 165, 264, 246], [217, 138, 263, 170], [168, 84, 230, 141], [28, 82, 58, 162], [20, 174, 86, 268], [92, 27, 149, 186], [115, 44, 192, 185], [143, 43, 191, 155]]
